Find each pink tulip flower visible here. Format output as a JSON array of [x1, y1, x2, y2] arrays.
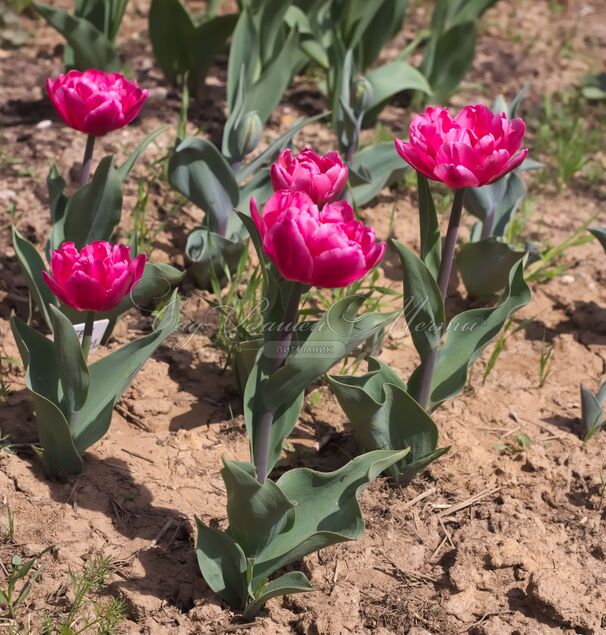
[[43, 241, 146, 312], [251, 191, 385, 288], [46, 70, 148, 137], [395, 104, 528, 189], [270, 148, 348, 205]]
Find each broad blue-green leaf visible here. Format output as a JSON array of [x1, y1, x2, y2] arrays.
[[465, 172, 526, 239], [10, 315, 84, 477], [185, 228, 246, 290], [426, 22, 477, 103], [393, 241, 444, 361], [222, 458, 296, 558], [356, 0, 408, 69], [34, 3, 120, 71], [64, 156, 122, 247], [252, 449, 408, 582], [417, 173, 441, 280], [188, 14, 238, 97], [363, 61, 431, 126], [12, 226, 57, 332], [148, 0, 194, 82], [242, 27, 300, 124], [457, 238, 526, 299], [244, 571, 313, 619], [243, 348, 305, 474], [116, 128, 168, 182], [589, 227, 606, 254], [446, 0, 498, 27], [581, 383, 605, 441], [71, 291, 180, 452], [49, 305, 89, 419], [409, 257, 531, 410], [329, 358, 448, 480], [350, 142, 408, 207], [169, 138, 239, 236], [195, 516, 248, 608], [47, 164, 68, 256], [227, 8, 258, 112], [263, 296, 368, 412]]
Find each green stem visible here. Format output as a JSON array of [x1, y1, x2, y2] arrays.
[[417, 187, 466, 410], [80, 311, 96, 363], [80, 134, 96, 188], [254, 283, 303, 483]]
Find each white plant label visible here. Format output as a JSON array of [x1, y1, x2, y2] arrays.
[[72, 319, 110, 352]]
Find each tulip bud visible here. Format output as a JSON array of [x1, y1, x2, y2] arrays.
[[234, 111, 263, 158], [351, 77, 374, 116]]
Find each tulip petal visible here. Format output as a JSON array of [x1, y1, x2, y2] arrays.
[[312, 246, 366, 288], [266, 216, 314, 284], [83, 99, 122, 136], [64, 270, 108, 311], [434, 163, 480, 189], [42, 271, 70, 306]]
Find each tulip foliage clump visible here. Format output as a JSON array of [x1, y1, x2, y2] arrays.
[[6, 0, 544, 617], [11, 69, 182, 478]]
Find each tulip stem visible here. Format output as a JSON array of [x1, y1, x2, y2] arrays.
[[417, 187, 466, 411], [254, 282, 303, 483], [81, 311, 96, 363], [80, 134, 96, 188]]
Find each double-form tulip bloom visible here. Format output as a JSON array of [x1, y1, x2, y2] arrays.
[[43, 241, 146, 312], [46, 70, 148, 137], [395, 104, 528, 189], [270, 148, 348, 206], [251, 191, 385, 288]]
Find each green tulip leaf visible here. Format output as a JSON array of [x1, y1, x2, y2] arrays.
[[11, 226, 57, 332], [189, 15, 238, 96], [64, 156, 122, 248], [71, 291, 180, 452], [47, 164, 69, 257], [580, 383, 606, 442], [242, 27, 300, 125], [409, 257, 531, 410], [10, 315, 84, 477], [243, 348, 305, 474], [417, 173, 441, 280], [195, 516, 248, 609], [465, 172, 526, 240], [329, 358, 448, 480], [227, 8, 258, 112], [185, 228, 246, 290], [243, 571, 313, 619], [393, 240, 444, 361], [363, 61, 431, 127], [34, 3, 120, 71], [252, 448, 408, 582], [116, 127, 168, 182], [48, 305, 89, 418], [148, 0, 194, 82], [222, 458, 296, 558], [425, 21, 477, 103], [589, 227, 606, 254], [355, 0, 408, 69], [168, 137, 239, 237], [263, 295, 369, 412], [457, 238, 526, 300], [350, 142, 408, 207]]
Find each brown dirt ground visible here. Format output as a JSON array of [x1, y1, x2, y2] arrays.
[[1, 0, 606, 633]]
